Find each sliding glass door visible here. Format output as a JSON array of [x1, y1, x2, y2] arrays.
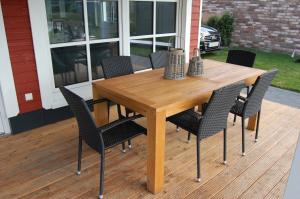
[[129, 0, 178, 71], [29, 0, 181, 108]]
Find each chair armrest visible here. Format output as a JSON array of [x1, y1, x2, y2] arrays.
[[237, 95, 247, 102], [93, 98, 109, 104], [98, 114, 144, 133]]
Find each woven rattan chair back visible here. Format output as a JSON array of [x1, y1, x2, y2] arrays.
[[101, 56, 134, 79], [60, 87, 104, 153], [243, 69, 278, 117], [199, 83, 244, 138], [226, 50, 256, 68], [149, 51, 169, 69]]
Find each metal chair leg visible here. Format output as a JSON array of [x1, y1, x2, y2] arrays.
[[121, 142, 126, 153], [255, 111, 261, 142], [233, 114, 237, 125], [77, 136, 82, 175], [196, 138, 201, 182], [128, 140, 132, 149], [107, 101, 111, 122], [117, 104, 122, 119], [99, 154, 105, 199], [246, 86, 250, 97], [223, 128, 227, 164], [187, 132, 191, 143], [242, 118, 246, 156]]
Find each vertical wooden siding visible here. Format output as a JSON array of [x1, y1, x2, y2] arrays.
[[189, 0, 201, 58], [1, 0, 42, 113]]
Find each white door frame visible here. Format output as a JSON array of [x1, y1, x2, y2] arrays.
[[0, 2, 19, 134], [0, 3, 20, 134], [28, 0, 192, 109]]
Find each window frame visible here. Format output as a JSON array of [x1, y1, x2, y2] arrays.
[[129, 0, 179, 58], [28, 0, 190, 109]]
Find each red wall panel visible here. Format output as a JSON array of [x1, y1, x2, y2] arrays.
[[190, 0, 201, 58], [1, 0, 42, 114]]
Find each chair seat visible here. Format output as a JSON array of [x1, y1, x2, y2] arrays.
[[100, 121, 146, 149], [168, 109, 202, 136], [230, 100, 245, 116]]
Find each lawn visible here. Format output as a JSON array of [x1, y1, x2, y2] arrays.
[[202, 48, 300, 93]]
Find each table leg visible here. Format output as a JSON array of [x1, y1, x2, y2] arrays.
[[93, 86, 109, 126], [147, 110, 166, 194], [247, 113, 257, 131]]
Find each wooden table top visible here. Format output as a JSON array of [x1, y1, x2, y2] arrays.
[[93, 59, 265, 116]]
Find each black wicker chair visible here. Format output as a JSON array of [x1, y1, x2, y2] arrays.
[[230, 69, 278, 156], [59, 87, 146, 199], [101, 56, 137, 151], [149, 51, 169, 69], [226, 50, 256, 68], [167, 83, 244, 182], [226, 50, 257, 124], [227, 50, 256, 95]]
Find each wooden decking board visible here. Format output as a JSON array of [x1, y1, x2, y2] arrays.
[[264, 173, 289, 199], [210, 131, 299, 199], [184, 106, 300, 199], [239, 146, 296, 199], [147, 102, 297, 199], [0, 100, 299, 199]]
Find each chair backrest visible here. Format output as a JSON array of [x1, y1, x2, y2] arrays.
[[149, 51, 169, 69], [131, 55, 152, 71], [243, 69, 278, 117], [199, 83, 244, 138], [226, 50, 256, 68], [101, 56, 134, 79], [59, 87, 104, 153]]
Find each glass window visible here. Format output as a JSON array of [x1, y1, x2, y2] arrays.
[[130, 38, 153, 57], [156, 36, 175, 51], [156, 2, 176, 34], [130, 1, 153, 36], [90, 42, 119, 80], [51, 45, 88, 87], [45, 0, 85, 44], [87, 0, 119, 40]]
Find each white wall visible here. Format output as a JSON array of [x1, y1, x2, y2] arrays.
[[0, 3, 20, 133]]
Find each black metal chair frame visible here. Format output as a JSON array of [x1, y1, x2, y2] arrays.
[[101, 56, 138, 151], [60, 87, 146, 199], [167, 83, 244, 181], [230, 69, 278, 156]]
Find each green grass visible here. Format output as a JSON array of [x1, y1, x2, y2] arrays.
[[202, 48, 300, 93]]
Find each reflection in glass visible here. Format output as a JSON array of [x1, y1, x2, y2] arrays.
[[45, 0, 85, 44], [156, 36, 175, 51], [87, 0, 119, 40], [156, 2, 176, 34], [130, 1, 153, 36], [130, 38, 153, 57], [90, 42, 119, 80], [51, 45, 88, 87]]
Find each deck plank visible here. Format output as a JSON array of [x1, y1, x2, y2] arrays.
[[0, 100, 299, 199]]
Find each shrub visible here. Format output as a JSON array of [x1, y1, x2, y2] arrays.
[[206, 12, 234, 46], [206, 15, 220, 29]]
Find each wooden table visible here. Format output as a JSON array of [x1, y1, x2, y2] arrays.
[[92, 59, 265, 194]]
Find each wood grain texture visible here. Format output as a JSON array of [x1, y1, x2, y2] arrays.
[[0, 100, 299, 198], [92, 59, 265, 193]]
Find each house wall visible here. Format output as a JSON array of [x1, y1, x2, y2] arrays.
[[189, 0, 201, 58], [0, 0, 202, 133], [1, 0, 42, 113], [202, 0, 300, 53]]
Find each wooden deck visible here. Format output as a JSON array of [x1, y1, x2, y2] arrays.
[[0, 99, 299, 199]]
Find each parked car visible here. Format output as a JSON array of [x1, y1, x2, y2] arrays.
[[199, 25, 221, 53]]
